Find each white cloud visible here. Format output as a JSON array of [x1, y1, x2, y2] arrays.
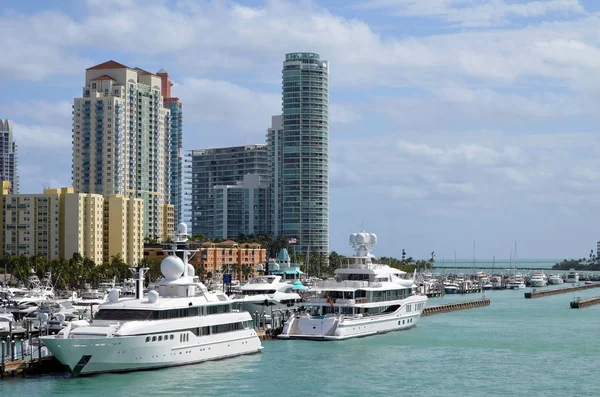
[[12, 123, 72, 149], [360, 0, 586, 27], [0, 100, 72, 126]]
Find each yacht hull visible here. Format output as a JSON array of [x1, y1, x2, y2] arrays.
[[530, 281, 547, 287], [41, 329, 262, 376]]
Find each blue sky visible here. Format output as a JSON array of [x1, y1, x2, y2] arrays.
[[1, 0, 600, 260]]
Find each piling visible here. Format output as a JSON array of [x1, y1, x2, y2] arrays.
[[570, 296, 600, 309], [422, 298, 491, 317], [1, 341, 4, 379], [524, 283, 600, 299]]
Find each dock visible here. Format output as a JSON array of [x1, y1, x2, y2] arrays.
[[570, 296, 600, 309], [421, 298, 491, 316], [524, 283, 600, 299]]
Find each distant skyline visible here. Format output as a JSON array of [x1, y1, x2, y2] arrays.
[[1, 0, 600, 259]]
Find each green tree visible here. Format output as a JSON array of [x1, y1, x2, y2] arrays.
[[241, 264, 253, 280]]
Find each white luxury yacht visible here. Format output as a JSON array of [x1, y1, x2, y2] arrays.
[[565, 269, 579, 283], [233, 275, 302, 315], [41, 223, 263, 376], [548, 274, 564, 285], [529, 271, 548, 287], [278, 231, 427, 341]]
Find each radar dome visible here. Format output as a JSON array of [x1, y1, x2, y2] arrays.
[[355, 233, 366, 244], [186, 263, 195, 277], [177, 222, 188, 235], [57, 313, 66, 322], [256, 263, 264, 271], [147, 290, 159, 303], [40, 313, 49, 323], [108, 288, 120, 303], [369, 233, 378, 244], [161, 256, 185, 280], [350, 233, 358, 244]]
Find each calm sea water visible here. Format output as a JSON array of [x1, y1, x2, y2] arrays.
[[3, 265, 600, 396]]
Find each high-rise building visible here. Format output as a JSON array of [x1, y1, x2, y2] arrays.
[[0, 119, 18, 194], [280, 52, 329, 256], [267, 115, 283, 236], [157, 69, 183, 225], [189, 145, 269, 238], [213, 174, 270, 239], [72, 60, 173, 241], [0, 186, 144, 264]]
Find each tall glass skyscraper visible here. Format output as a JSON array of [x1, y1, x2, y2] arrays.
[[280, 52, 329, 256], [0, 119, 18, 193]]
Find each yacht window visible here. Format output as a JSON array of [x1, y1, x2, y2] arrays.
[[152, 336, 156, 342], [145, 337, 150, 342], [158, 335, 163, 341], [211, 322, 244, 334], [207, 304, 232, 315], [170, 335, 174, 340], [95, 309, 153, 321]]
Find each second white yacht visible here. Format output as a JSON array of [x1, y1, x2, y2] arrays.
[[548, 274, 564, 285], [278, 231, 427, 340]]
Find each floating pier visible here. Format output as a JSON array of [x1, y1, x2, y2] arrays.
[[570, 296, 600, 309], [421, 298, 491, 316], [524, 283, 600, 299]]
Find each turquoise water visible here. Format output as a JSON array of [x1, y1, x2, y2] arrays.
[[3, 285, 600, 396]]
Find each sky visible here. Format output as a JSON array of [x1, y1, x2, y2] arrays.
[[1, 0, 600, 260]]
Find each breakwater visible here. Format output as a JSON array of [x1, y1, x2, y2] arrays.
[[570, 296, 600, 309], [524, 283, 600, 298], [422, 298, 491, 316]]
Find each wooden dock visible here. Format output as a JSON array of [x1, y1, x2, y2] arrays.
[[570, 296, 600, 309], [422, 298, 491, 317], [524, 283, 600, 299]]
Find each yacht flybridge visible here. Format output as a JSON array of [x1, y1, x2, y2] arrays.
[[278, 231, 427, 340], [41, 223, 262, 376]]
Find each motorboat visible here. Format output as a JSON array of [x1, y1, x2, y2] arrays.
[[548, 274, 564, 285], [490, 276, 503, 289], [278, 231, 427, 340], [41, 223, 262, 376], [565, 269, 579, 283], [529, 271, 548, 287], [443, 281, 459, 294], [232, 275, 302, 315], [506, 274, 526, 289]]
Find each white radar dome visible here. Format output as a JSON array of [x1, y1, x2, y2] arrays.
[[57, 313, 66, 323], [177, 222, 188, 235], [108, 288, 120, 303], [147, 290, 159, 303], [186, 263, 195, 277], [161, 256, 185, 281], [349, 233, 358, 244], [256, 263, 264, 271], [369, 233, 378, 244], [355, 233, 366, 244], [40, 313, 49, 323]]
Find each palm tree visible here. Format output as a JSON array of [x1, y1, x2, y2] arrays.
[[241, 264, 253, 280]]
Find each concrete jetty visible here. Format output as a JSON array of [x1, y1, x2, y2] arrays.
[[570, 296, 600, 309], [524, 283, 600, 299], [422, 298, 491, 316]]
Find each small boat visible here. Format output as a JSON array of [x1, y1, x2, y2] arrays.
[[548, 274, 563, 285], [565, 269, 579, 283], [506, 275, 526, 289], [530, 271, 548, 287], [443, 282, 459, 294]]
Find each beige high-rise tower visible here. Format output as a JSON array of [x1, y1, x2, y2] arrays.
[[72, 60, 173, 241]]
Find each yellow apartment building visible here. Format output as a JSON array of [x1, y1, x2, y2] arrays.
[[0, 184, 145, 265], [104, 194, 144, 266]]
